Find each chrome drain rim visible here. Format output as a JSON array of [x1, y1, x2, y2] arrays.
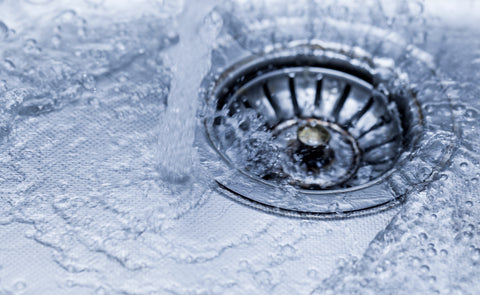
[[197, 41, 455, 218]]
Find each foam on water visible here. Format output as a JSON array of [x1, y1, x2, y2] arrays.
[[0, 0, 479, 294]]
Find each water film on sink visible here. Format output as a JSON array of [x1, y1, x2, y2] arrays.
[[0, 0, 479, 294]]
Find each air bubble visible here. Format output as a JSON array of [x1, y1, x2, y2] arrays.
[[420, 265, 430, 273], [465, 108, 479, 121], [471, 248, 480, 263], [419, 232, 428, 242], [23, 38, 41, 53], [427, 248, 437, 257], [463, 231, 474, 240], [59, 10, 77, 22]]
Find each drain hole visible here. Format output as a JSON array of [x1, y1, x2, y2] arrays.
[[207, 52, 418, 192]]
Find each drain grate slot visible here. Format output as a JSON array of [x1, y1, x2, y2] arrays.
[[288, 77, 301, 116], [332, 84, 351, 122], [314, 79, 323, 108]]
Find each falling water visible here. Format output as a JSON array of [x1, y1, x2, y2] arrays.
[[155, 0, 222, 182]]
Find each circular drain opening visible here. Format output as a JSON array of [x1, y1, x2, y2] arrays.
[[209, 52, 416, 190], [198, 43, 453, 217]]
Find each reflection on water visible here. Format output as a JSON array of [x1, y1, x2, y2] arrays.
[[0, 0, 479, 294]]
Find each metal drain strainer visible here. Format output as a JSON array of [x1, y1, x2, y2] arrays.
[[198, 44, 454, 217], [213, 65, 405, 189]]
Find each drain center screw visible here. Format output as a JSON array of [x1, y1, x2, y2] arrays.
[[295, 124, 334, 170], [297, 124, 331, 147]]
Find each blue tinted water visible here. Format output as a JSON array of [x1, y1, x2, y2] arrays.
[[0, 0, 479, 294]]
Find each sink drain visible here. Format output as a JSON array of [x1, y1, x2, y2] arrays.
[[209, 54, 410, 188], [197, 43, 454, 218]]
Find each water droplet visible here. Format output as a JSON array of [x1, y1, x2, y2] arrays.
[[463, 231, 474, 240], [411, 256, 421, 266], [465, 108, 479, 121], [471, 248, 480, 263], [80, 74, 96, 90], [56, 9, 77, 24], [407, 236, 418, 246], [23, 38, 40, 53], [24, 229, 36, 238], [281, 244, 296, 256], [420, 265, 430, 273], [419, 232, 428, 242], [427, 248, 437, 257]]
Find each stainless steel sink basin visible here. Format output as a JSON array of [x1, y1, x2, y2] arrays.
[[0, 0, 478, 294]]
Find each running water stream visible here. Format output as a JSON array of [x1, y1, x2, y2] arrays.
[[156, 0, 221, 182]]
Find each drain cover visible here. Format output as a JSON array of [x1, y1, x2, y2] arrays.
[[198, 43, 454, 218]]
